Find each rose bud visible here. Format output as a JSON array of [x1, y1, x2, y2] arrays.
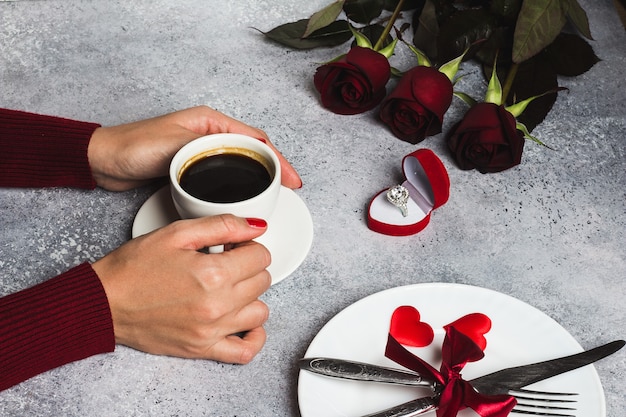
[[379, 66, 454, 144], [313, 46, 391, 115], [447, 102, 525, 173]]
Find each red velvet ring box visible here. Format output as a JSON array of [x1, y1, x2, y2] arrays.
[[367, 149, 450, 236]]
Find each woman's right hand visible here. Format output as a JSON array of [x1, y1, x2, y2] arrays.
[[88, 105, 302, 191], [92, 214, 271, 364]]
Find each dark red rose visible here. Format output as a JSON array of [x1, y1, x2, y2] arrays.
[[379, 66, 453, 144], [447, 102, 525, 173], [313, 46, 391, 115]]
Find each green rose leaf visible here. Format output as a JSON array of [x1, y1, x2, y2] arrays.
[[505, 57, 559, 132], [490, 0, 523, 19], [473, 26, 509, 67], [383, 0, 424, 11], [512, 0, 567, 63], [343, 0, 384, 24], [261, 19, 351, 49], [544, 33, 600, 76], [437, 9, 497, 65], [564, 0, 593, 39], [412, 0, 439, 61], [304, 0, 346, 38]]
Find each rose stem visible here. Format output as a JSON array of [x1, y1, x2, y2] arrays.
[[502, 62, 519, 104], [373, 0, 406, 51]]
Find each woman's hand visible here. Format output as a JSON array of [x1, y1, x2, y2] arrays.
[[88, 106, 302, 191], [92, 215, 272, 364]]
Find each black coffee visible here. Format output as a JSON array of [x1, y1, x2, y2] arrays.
[[179, 152, 272, 203]]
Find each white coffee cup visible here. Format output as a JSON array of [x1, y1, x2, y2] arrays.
[[169, 133, 281, 252]]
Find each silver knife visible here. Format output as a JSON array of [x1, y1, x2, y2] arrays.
[[300, 340, 625, 417], [299, 357, 436, 388]]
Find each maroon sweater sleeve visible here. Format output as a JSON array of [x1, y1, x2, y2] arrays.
[[1, 110, 115, 390], [0, 108, 100, 188], [0, 263, 115, 391]]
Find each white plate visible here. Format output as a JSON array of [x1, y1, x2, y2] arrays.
[[132, 185, 313, 285], [298, 283, 605, 417]]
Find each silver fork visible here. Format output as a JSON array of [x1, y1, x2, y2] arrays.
[[361, 388, 577, 417], [509, 388, 577, 416]]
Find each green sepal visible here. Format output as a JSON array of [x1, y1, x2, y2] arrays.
[[516, 121, 554, 149], [453, 91, 477, 107], [350, 25, 373, 49], [485, 61, 503, 105], [318, 53, 347, 65], [506, 95, 537, 118], [506, 87, 568, 118], [390, 66, 404, 78], [452, 73, 468, 86], [378, 38, 398, 58], [405, 43, 432, 67], [439, 48, 468, 82]]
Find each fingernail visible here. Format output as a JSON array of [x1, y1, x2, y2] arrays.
[[246, 218, 267, 228], [255, 137, 267, 143]]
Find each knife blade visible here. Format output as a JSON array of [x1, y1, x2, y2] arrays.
[[470, 339, 624, 394], [300, 340, 625, 417]]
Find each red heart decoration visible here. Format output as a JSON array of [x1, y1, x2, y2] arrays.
[[445, 313, 492, 350], [389, 306, 434, 347]]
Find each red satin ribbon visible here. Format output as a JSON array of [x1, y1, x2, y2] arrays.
[[385, 326, 517, 417]]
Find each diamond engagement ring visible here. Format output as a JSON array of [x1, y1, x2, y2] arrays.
[[386, 185, 409, 217]]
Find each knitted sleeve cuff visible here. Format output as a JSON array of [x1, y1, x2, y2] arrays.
[[0, 108, 101, 189], [0, 263, 115, 391]]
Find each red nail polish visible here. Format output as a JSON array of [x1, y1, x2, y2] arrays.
[[255, 137, 267, 143], [246, 218, 267, 228]]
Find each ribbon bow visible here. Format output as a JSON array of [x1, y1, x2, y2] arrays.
[[385, 325, 517, 417]]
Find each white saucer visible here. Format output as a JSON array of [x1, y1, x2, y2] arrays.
[[132, 185, 313, 285]]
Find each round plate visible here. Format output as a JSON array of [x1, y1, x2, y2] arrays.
[[132, 185, 313, 285], [298, 283, 605, 417]]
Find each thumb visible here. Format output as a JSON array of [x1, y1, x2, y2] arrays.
[[176, 215, 268, 251]]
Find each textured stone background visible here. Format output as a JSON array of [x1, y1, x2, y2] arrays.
[[1, 0, 624, 416]]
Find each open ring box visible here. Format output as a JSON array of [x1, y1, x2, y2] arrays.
[[367, 149, 450, 236]]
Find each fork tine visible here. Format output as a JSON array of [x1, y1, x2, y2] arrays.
[[511, 388, 578, 397], [509, 389, 578, 417], [512, 402, 576, 417], [514, 401, 576, 411], [513, 394, 577, 403], [511, 410, 575, 417]]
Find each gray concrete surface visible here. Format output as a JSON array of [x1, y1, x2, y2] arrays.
[[1, 0, 624, 416]]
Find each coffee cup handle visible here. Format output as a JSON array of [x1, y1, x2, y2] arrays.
[[208, 244, 225, 254]]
